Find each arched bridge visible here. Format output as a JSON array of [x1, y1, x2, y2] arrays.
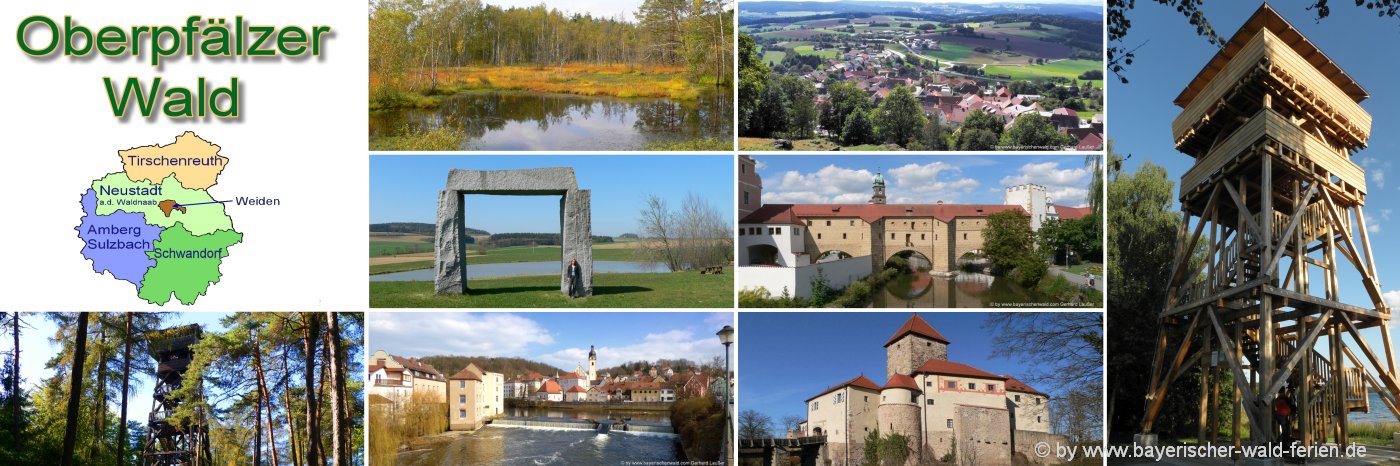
[[738, 436, 826, 466]]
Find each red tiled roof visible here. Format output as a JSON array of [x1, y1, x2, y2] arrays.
[[1051, 107, 1078, 117], [884, 314, 950, 347], [368, 364, 403, 374], [914, 360, 1007, 380], [525, 372, 545, 379], [1055, 205, 1093, 221], [566, 385, 587, 393], [883, 374, 922, 392], [806, 375, 883, 402], [741, 204, 1026, 225], [559, 372, 583, 380], [537, 380, 562, 394], [1004, 377, 1047, 396], [1075, 132, 1104, 151], [391, 356, 443, 377]]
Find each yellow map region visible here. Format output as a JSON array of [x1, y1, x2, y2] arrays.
[[119, 131, 228, 190]]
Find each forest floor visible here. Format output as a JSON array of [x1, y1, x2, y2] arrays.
[[370, 64, 710, 110], [369, 272, 733, 308]]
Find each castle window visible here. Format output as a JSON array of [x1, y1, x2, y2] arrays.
[[910, 393, 917, 403], [946, 381, 955, 389], [826, 220, 831, 226], [891, 233, 895, 239], [921, 234, 926, 240], [850, 220, 855, 226], [1036, 398, 1041, 405], [926, 342, 931, 347], [795, 228, 801, 236], [738, 229, 744, 236], [744, 192, 750, 205], [818, 233, 822, 239], [926, 399, 934, 405], [947, 419, 953, 428], [967, 382, 976, 390], [459, 395, 466, 404], [963, 233, 967, 240], [926, 381, 932, 387], [776, 227, 783, 234], [460, 381, 466, 388], [1015, 394, 1021, 402], [813, 401, 819, 410], [1037, 416, 1042, 423], [843, 233, 847, 239], [988, 385, 996, 392], [459, 409, 467, 419]]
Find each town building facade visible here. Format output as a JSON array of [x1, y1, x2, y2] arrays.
[[366, 349, 447, 404], [447, 363, 504, 431]]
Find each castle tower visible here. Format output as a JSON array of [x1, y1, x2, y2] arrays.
[[870, 170, 887, 205], [1139, 4, 1399, 447], [587, 345, 597, 383], [884, 314, 949, 380], [878, 374, 924, 465]]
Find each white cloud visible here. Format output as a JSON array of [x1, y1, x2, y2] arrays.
[[367, 313, 554, 358], [755, 160, 768, 170], [1366, 210, 1384, 234], [1385, 290, 1400, 310], [766, 165, 877, 203], [536, 329, 726, 370], [1000, 161, 1093, 207], [887, 162, 981, 202], [1360, 157, 1390, 190]]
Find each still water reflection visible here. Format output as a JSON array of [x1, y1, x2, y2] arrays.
[[871, 272, 1058, 308], [369, 90, 733, 150]]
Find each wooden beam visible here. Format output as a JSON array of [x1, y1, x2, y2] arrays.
[[1224, 181, 1265, 240], [1342, 345, 1400, 421], [1206, 306, 1265, 439], [1143, 311, 1203, 431], [1262, 309, 1333, 400], [1339, 317, 1400, 397]]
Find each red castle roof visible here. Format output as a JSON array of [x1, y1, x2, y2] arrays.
[[741, 204, 1026, 226], [884, 314, 950, 347], [883, 373, 922, 392], [1005, 377, 1047, 396], [806, 375, 883, 402], [914, 359, 1007, 380]]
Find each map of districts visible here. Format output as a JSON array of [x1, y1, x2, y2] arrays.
[[76, 132, 242, 305]]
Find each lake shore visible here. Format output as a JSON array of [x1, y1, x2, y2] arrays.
[[370, 64, 718, 110]]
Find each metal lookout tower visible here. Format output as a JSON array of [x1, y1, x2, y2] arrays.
[[1136, 3, 1400, 452], [141, 324, 212, 466]]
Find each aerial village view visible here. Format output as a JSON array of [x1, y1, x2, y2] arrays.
[[737, 0, 1105, 151]]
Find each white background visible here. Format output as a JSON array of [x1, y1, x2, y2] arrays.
[[0, 0, 369, 310]]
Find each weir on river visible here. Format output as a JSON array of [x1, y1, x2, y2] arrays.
[[489, 416, 676, 434]]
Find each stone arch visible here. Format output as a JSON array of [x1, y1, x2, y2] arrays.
[[435, 168, 592, 296], [885, 250, 932, 272], [746, 244, 781, 266], [815, 250, 852, 263]]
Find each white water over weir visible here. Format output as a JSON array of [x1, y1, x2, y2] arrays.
[[490, 416, 676, 434]]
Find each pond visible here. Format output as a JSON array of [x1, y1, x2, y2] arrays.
[[870, 271, 1063, 308], [394, 425, 682, 466], [369, 90, 733, 150], [369, 261, 665, 281]]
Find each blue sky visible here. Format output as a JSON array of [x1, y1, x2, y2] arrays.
[[1110, 2, 1400, 360], [739, 312, 1084, 422], [370, 155, 733, 237], [753, 155, 1096, 207], [367, 312, 735, 373], [14, 313, 361, 430]]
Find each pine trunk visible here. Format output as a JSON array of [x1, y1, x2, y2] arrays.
[[255, 389, 263, 466], [60, 313, 90, 466], [252, 329, 281, 465], [117, 314, 132, 466], [302, 314, 321, 466], [11, 312, 20, 450], [282, 348, 302, 466], [324, 313, 347, 466]]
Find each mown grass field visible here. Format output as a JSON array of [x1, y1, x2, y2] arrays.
[[983, 59, 1104, 87], [793, 45, 839, 59], [370, 272, 734, 308], [369, 244, 640, 275], [370, 241, 434, 257], [762, 50, 786, 66]]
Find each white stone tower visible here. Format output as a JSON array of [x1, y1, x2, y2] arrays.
[[878, 374, 924, 465], [587, 345, 597, 383], [870, 170, 887, 205]]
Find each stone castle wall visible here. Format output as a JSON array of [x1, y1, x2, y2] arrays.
[[953, 405, 1012, 466], [886, 334, 948, 379]]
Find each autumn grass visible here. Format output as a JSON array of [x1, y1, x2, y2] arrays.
[[369, 393, 449, 466], [368, 125, 464, 151], [370, 64, 706, 110], [369, 272, 733, 308]]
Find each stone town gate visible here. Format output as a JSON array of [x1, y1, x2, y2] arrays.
[[434, 167, 592, 296]]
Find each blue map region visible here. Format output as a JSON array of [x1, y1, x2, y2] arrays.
[[76, 189, 163, 289]]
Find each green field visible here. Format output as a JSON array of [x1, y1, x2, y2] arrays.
[[916, 42, 975, 62], [370, 272, 734, 308], [762, 50, 786, 66], [983, 59, 1104, 87], [370, 245, 638, 274], [793, 45, 839, 59], [370, 241, 434, 257]]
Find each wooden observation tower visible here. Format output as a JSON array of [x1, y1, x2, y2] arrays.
[[1138, 3, 1399, 450], [141, 324, 212, 466]]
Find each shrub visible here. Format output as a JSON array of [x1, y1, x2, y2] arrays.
[[1012, 256, 1048, 288]]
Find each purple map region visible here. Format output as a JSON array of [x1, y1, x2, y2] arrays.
[[76, 189, 162, 289]]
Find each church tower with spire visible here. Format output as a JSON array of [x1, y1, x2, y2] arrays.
[[870, 169, 887, 204], [587, 345, 597, 383]]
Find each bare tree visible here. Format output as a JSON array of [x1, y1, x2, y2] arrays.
[[738, 409, 774, 440], [636, 192, 733, 271], [984, 312, 1103, 441]]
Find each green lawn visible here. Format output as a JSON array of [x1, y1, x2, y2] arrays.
[[982, 59, 1104, 87], [370, 241, 433, 257], [370, 245, 638, 274], [792, 45, 839, 59], [916, 42, 974, 62], [370, 272, 734, 308], [762, 50, 786, 66]]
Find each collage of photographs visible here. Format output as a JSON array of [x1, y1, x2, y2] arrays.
[[9, 0, 1400, 464]]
